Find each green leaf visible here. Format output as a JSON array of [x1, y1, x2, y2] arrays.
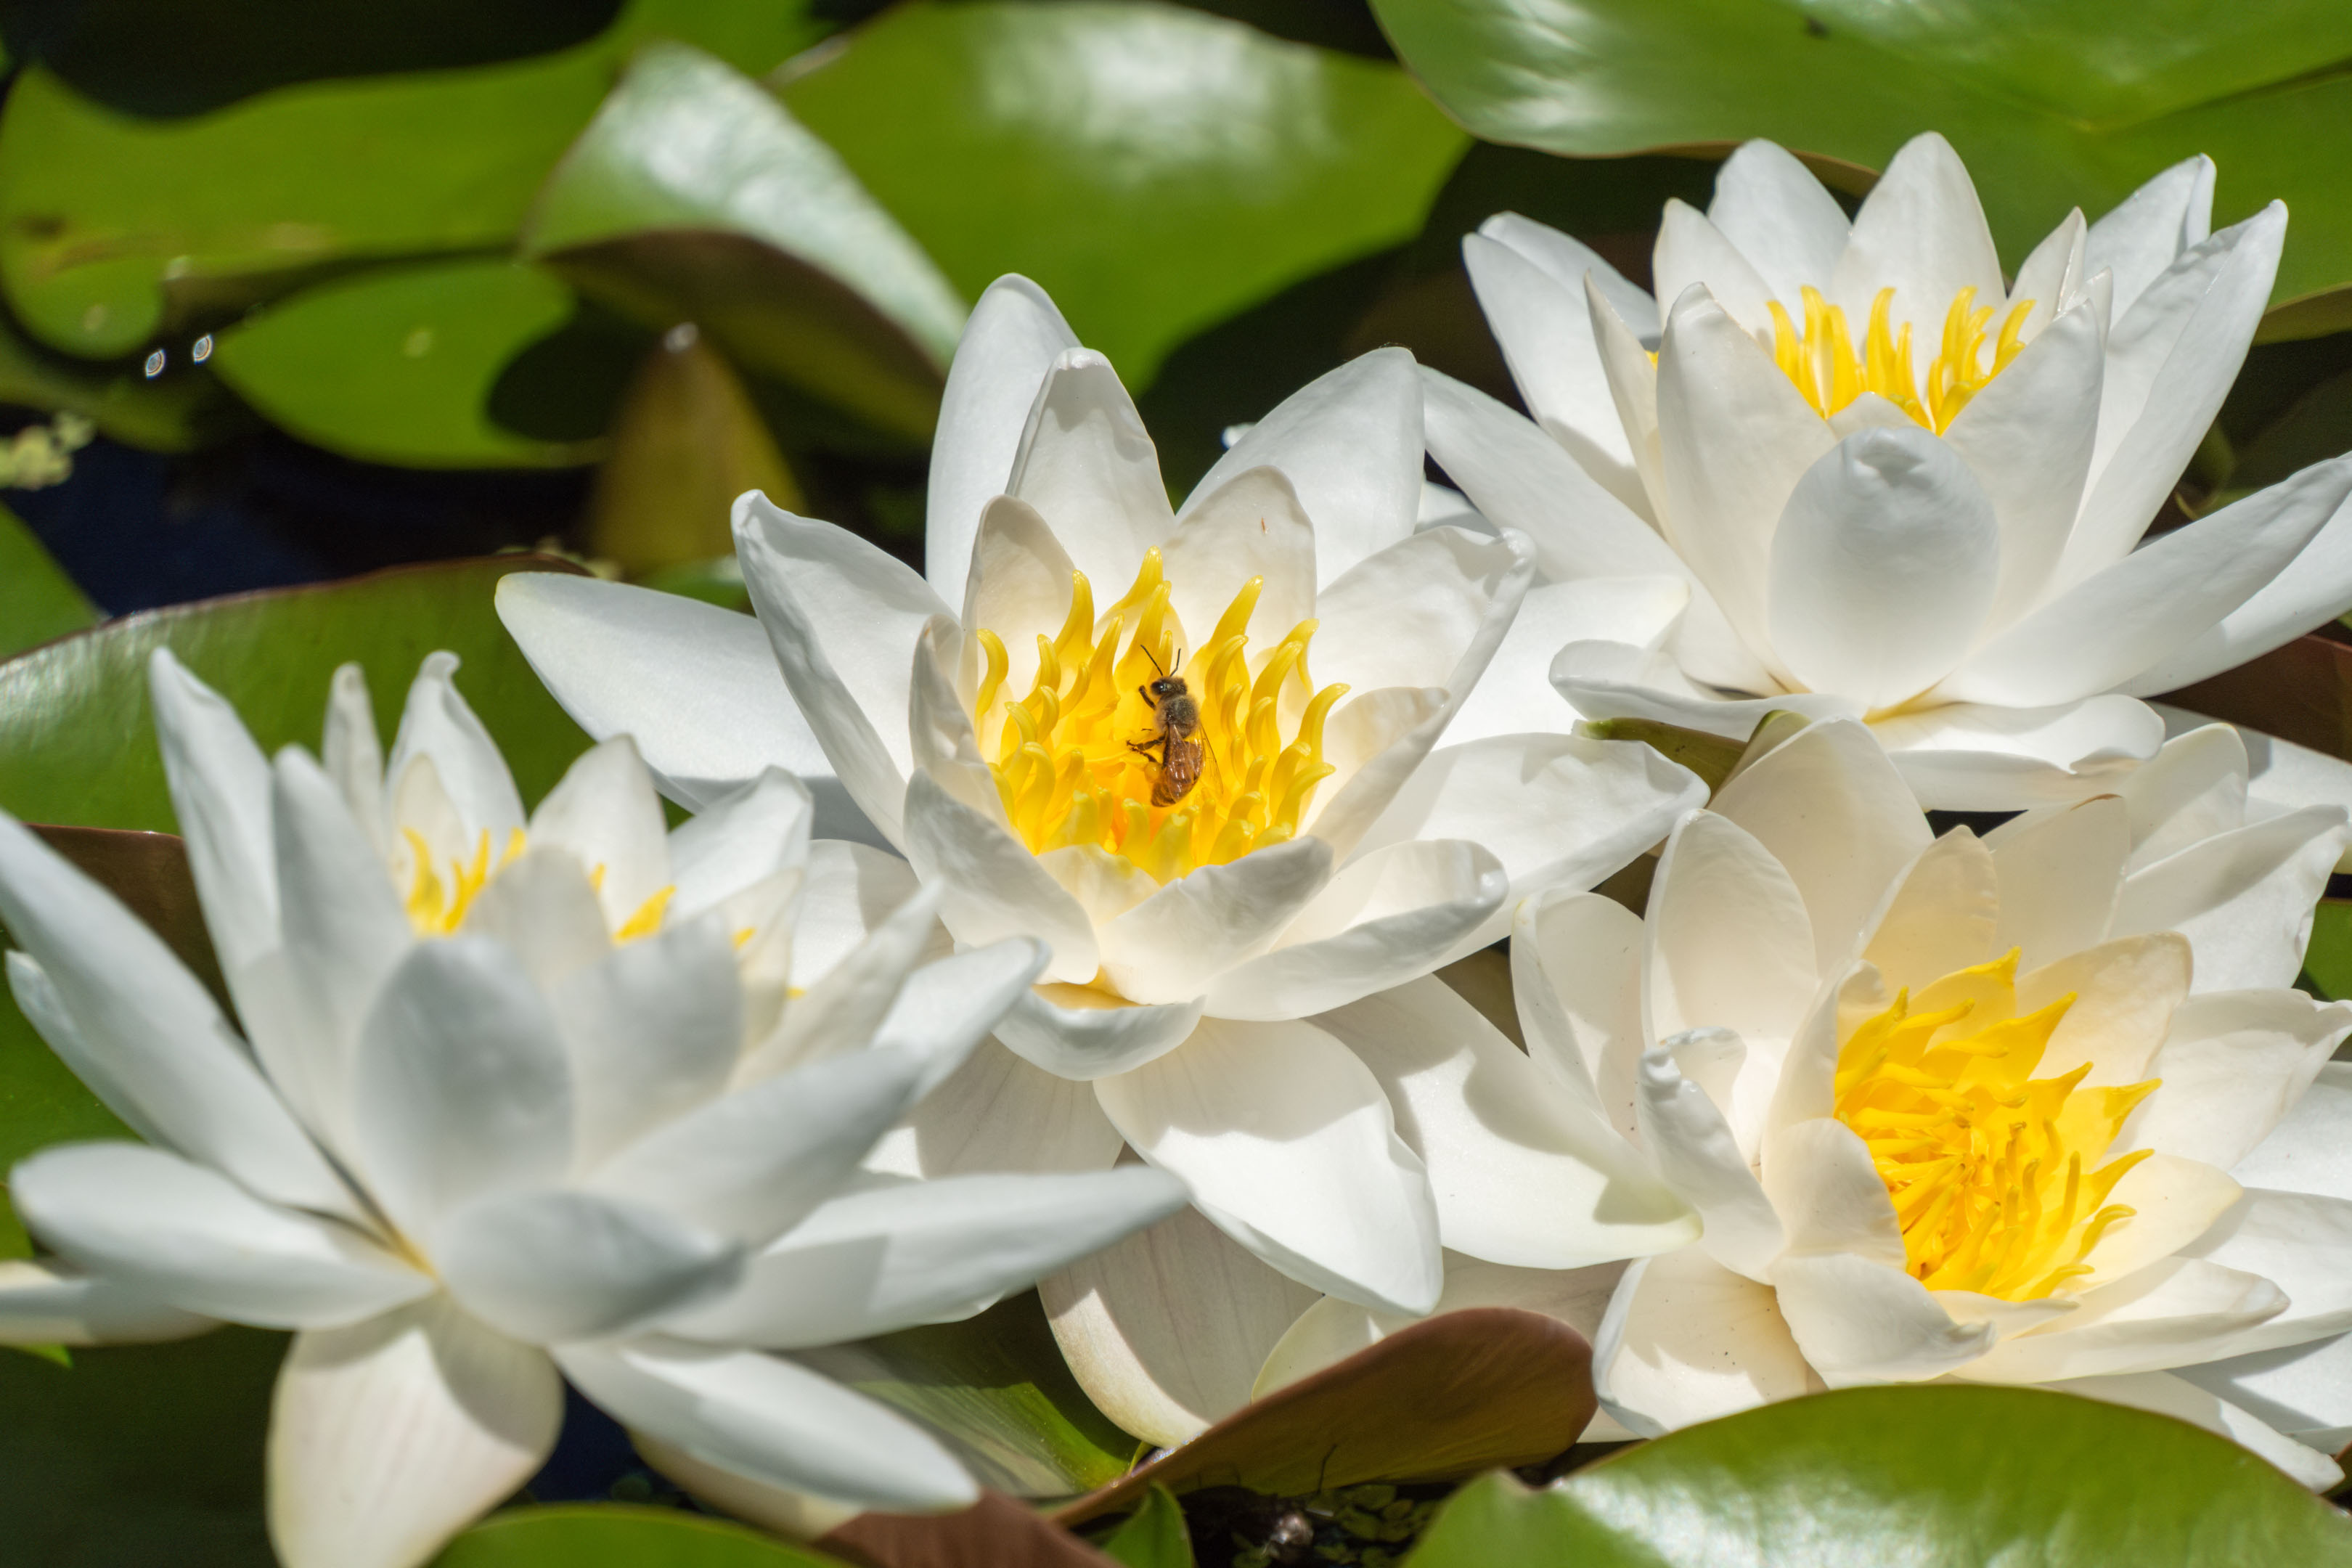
[[0, 504, 98, 657], [796, 1291, 1138, 1499], [1405, 1385, 2352, 1567], [0, 1326, 285, 1567], [2306, 899, 2352, 1001], [779, 0, 1468, 388], [208, 258, 593, 467], [0, 0, 830, 359], [1370, 0, 2352, 330], [1098, 1487, 1194, 1568], [0, 977, 133, 1172], [0, 555, 595, 835], [433, 1505, 853, 1567], [1059, 1307, 1596, 1525], [527, 42, 965, 443]]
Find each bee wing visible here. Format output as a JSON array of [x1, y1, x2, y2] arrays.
[[1153, 735, 1206, 806]]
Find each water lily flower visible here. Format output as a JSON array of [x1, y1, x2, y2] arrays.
[[497, 275, 1707, 1420], [1468, 716, 2351, 1485], [0, 651, 1186, 1568], [1427, 131, 2352, 809]]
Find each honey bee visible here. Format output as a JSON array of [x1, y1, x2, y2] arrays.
[[1129, 648, 1204, 807]]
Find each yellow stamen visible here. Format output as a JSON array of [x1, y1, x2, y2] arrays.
[[1768, 285, 2034, 434], [401, 825, 674, 944], [1833, 948, 2158, 1302], [971, 563, 1347, 883]]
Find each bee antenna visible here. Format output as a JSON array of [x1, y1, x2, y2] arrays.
[[1142, 645, 1166, 679], [1172, 648, 1185, 674]]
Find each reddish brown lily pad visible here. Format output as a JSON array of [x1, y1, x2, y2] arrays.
[[1053, 1306, 1595, 1527], [820, 1491, 1120, 1568], [2158, 629, 2352, 764]]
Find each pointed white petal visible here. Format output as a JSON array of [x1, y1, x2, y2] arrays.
[[1636, 1043, 1784, 1281], [1772, 1251, 1993, 1386], [1551, 640, 1862, 739], [1828, 132, 2006, 340], [1707, 140, 1848, 305], [2173, 1333, 2352, 1457], [1514, 887, 1645, 1136], [2115, 806, 2348, 992], [959, 494, 1080, 703], [1484, 211, 1657, 332], [1096, 837, 1333, 1005], [1447, 576, 1689, 746], [2177, 1188, 2352, 1357], [2085, 155, 2216, 319], [147, 648, 278, 977], [553, 920, 743, 1168], [1006, 348, 1174, 587], [666, 767, 813, 923], [269, 1297, 561, 1568], [436, 1189, 740, 1344], [1159, 465, 1319, 649], [1593, 1246, 1820, 1436], [865, 1038, 1122, 1177], [1874, 695, 2165, 811], [1653, 200, 1779, 335], [526, 737, 671, 929], [1859, 827, 1999, 992], [385, 652, 523, 846], [788, 840, 934, 991], [901, 771, 1098, 985], [2129, 992, 2352, 1169], [1985, 796, 2128, 971], [992, 985, 1206, 1082]]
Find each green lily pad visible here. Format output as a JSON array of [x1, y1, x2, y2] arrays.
[[778, 0, 1468, 388], [207, 258, 592, 467], [526, 41, 965, 442], [0, 310, 242, 452], [1098, 1487, 1194, 1568], [0, 1326, 285, 1568], [796, 1290, 1139, 1500], [1370, 0, 2352, 332], [0, 554, 594, 835], [0, 0, 830, 360], [0, 505, 98, 658], [1405, 1385, 2352, 1566], [434, 1505, 852, 1567]]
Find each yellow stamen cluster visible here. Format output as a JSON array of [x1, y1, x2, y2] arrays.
[[401, 828, 672, 942], [1768, 285, 2033, 433], [1833, 951, 2159, 1301], [973, 548, 1347, 883]]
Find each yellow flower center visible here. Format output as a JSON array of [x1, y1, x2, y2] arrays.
[[973, 547, 1347, 883], [1767, 285, 2034, 433], [1833, 950, 2159, 1301], [401, 828, 672, 942]]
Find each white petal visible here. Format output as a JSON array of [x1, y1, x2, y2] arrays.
[[385, 652, 523, 847], [0, 814, 354, 1217], [1762, 1116, 1904, 1267], [1964, 1260, 2286, 1384], [148, 648, 277, 979], [1485, 212, 1658, 337], [735, 493, 952, 848], [739, 882, 942, 1082], [2114, 807, 2348, 992], [666, 767, 814, 923], [591, 1048, 926, 1246], [1312, 523, 1537, 698], [1352, 732, 1705, 907], [2126, 484, 2352, 695], [959, 494, 1080, 705], [549, 922, 740, 1168], [1322, 976, 1697, 1269], [2232, 1062, 2352, 1202], [2173, 1333, 2352, 1456], [1097, 837, 1334, 1005], [663, 1166, 1186, 1349], [436, 1189, 740, 1344], [1652, 286, 1836, 669], [1985, 796, 2128, 971], [1874, 695, 2165, 811], [1652, 201, 1779, 336], [1460, 233, 1648, 518], [1448, 576, 1689, 746], [1551, 639, 1863, 739], [2063, 205, 2287, 587], [2085, 155, 2215, 317], [1006, 348, 1174, 588], [322, 662, 388, 863], [1646, 811, 1818, 1145], [10, 1142, 428, 1328], [1768, 425, 2000, 707], [2017, 931, 2189, 1086], [1946, 457, 2352, 708], [269, 1297, 561, 1568], [1591, 277, 1673, 528], [1712, 718, 1931, 973], [2007, 208, 2086, 338], [992, 985, 1206, 1082], [1157, 465, 1319, 651], [1771, 1251, 1993, 1386], [1636, 1042, 1784, 1281], [493, 574, 873, 842], [456, 848, 611, 989], [1707, 141, 1848, 305], [1416, 366, 1689, 585], [1182, 348, 1423, 587], [1513, 888, 1645, 1137], [870, 938, 1052, 1095], [1096, 1016, 1443, 1315], [2051, 1368, 2342, 1490], [865, 1037, 1122, 1177], [1593, 1246, 1821, 1436], [927, 274, 1080, 610], [789, 840, 932, 990], [900, 769, 1098, 984], [1204, 841, 1506, 1021], [2074, 1154, 2245, 1290], [1042, 1199, 1322, 1447], [0, 1259, 213, 1345], [1860, 828, 1998, 992], [527, 737, 671, 929], [352, 937, 573, 1236], [1827, 132, 2006, 342], [2178, 1188, 2352, 1356], [556, 1336, 977, 1511], [1940, 295, 2107, 633], [2128, 992, 2352, 1169]]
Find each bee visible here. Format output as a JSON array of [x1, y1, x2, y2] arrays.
[[1129, 648, 1204, 807]]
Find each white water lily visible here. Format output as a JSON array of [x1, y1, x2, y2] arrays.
[[497, 275, 1706, 1413], [0, 650, 1185, 1568], [1429, 131, 2352, 809], [1353, 716, 2352, 1486]]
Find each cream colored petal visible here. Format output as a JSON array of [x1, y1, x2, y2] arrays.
[[2126, 992, 2352, 1169], [1859, 829, 1998, 994], [1959, 1256, 2284, 1384], [2017, 931, 2191, 1086], [2051, 1368, 2343, 1490], [1593, 1246, 1821, 1437], [1771, 1251, 1993, 1387], [1513, 887, 1644, 1136], [1985, 795, 2128, 972]]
